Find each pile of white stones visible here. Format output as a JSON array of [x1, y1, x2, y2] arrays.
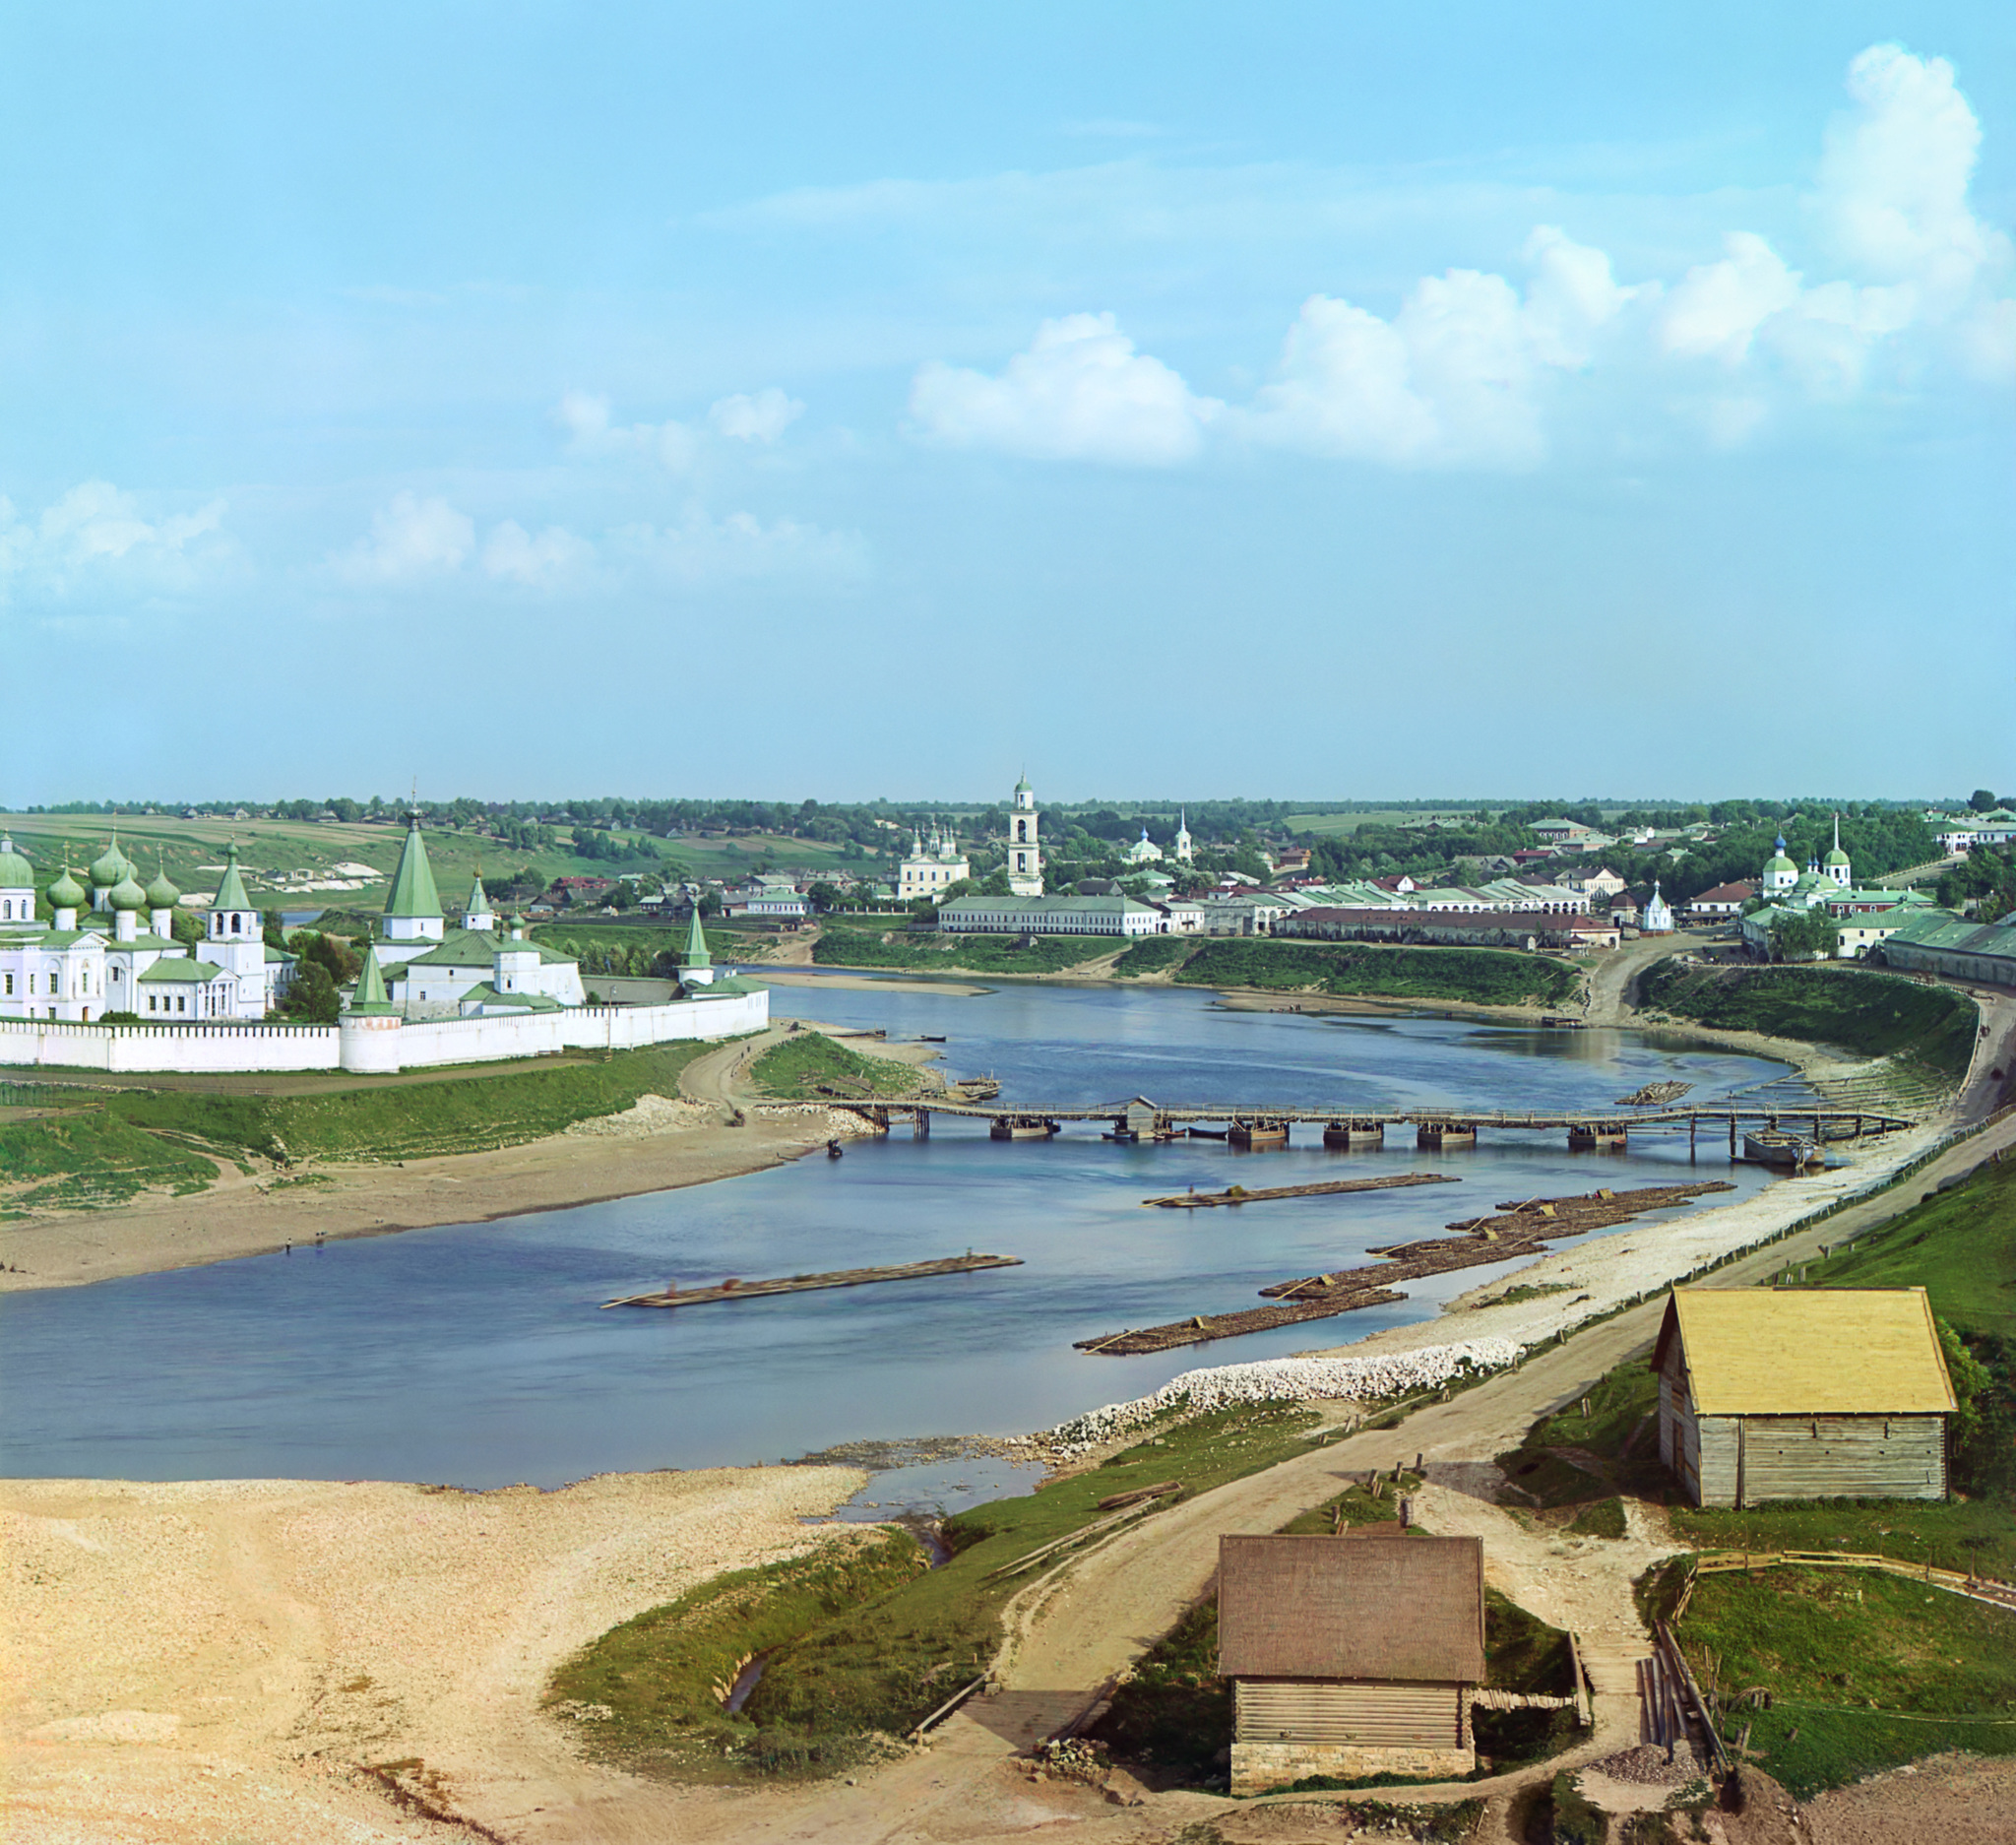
[[1040, 1338, 1525, 1456]]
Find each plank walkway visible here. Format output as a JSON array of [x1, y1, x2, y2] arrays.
[[1142, 1172, 1461, 1209], [602, 1252, 1022, 1310]]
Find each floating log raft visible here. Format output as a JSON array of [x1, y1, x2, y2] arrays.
[[1615, 1081, 1694, 1107], [1074, 1288, 1409, 1356], [1076, 1181, 1734, 1357], [603, 1252, 1022, 1310], [1142, 1172, 1461, 1209]]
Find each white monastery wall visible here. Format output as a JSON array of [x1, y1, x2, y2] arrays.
[[0, 988, 767, 1075], [0, 1019, 340, 1073]]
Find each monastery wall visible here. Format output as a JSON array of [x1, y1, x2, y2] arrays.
[[0, 987, 767, 1076], [0, 1018, 340, 1074]]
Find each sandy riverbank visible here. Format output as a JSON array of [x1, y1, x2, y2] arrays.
[[1304, 1110, 1985, 1370], [0, 1021, 932, 1296], [0, 1463, 867, 1845]]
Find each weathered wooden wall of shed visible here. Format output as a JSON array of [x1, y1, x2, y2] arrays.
[[1737, 1414, 1946, 1503], [1695, 1416, 1741, 1507], [1233, 1678, 1464, 1749]]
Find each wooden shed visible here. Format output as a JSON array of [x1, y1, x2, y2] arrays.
[[1217, 1531, 1485, 1794], [1654, 1287, 1956, 1508]]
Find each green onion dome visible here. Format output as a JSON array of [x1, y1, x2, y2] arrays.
[[0, 833, 35, 889], [1823, 846, 1850, 866], [46, 866, 87, 910], [90, 839, 135, 889], [108, 873, 149, 912], [145, 868, 182, 910]]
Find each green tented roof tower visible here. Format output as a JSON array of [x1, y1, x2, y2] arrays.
[[348, 945, 397, 1015], [680, 903, 713, 983], [383, 814, 445, 943], [213, 842, 254, 914]]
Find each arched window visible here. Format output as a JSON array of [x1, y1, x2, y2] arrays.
[[231, 914, 242, 933]]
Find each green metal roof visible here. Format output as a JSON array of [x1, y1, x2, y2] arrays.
[[383, 817, 443, 921], [213, 843, 254, 913], [45, 867, 86, 909], [348, 946, 397, 1015], [138, 956, 225, 983], [458, 982, 563, 1013], [465, 874, 492, 918], [107, 874, 149, 912], [688, 974, 763, 995], [682, 905, 711, 970], [399, 927, 575, 969], [0, 834, 34, 888], [938, 894, 1157, 917]]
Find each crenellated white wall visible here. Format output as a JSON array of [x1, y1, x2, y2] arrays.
[[0, 1018, 340, 1073], [0, 987, 768, 1075]]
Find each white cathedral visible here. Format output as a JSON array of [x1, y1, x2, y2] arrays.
[[896, 820, 971, 902], [0, 832, 291, 1023]]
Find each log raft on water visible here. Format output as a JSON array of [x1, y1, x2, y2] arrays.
[[1075, 1181, 1735, 1357], [1141, 1172, 1461, 1209], [603, 1253, 1023, 1309]]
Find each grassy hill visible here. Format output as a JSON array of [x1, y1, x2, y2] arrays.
[[1172, 937, 1581, 1007], [0, 1039, 721, 1214], [0, 812, 871, 917], [810, 926, 1111, 976], [1637, 962, 1978, 1077]]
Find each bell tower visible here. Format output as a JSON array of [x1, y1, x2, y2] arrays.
[[1007, 775, 1043, 896]]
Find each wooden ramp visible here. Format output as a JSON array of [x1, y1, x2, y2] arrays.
[[603, 1252, 1022, 1309]]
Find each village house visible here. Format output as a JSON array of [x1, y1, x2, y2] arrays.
[[1218, 1532, 1485, 1794], [1686, 880, 1756, 923], [1654, 1287, 1956, 1507]]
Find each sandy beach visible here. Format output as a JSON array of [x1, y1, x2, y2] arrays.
[[0, 1465, 867, 1845]]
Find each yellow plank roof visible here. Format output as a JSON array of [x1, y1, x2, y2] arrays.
[[1658, 1287, 1956, 1416]]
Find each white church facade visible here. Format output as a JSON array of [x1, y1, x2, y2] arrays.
[[897, 822, 971, 902], [0, 834, 291, 1026]]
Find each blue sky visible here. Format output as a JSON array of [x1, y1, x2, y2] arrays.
[[3, 3, 2011, 804]]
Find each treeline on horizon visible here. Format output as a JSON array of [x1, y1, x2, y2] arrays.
[[9, 790, 2000, 906]]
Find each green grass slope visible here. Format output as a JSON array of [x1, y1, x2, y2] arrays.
[[1638, 963, 1977, 1078], [811, 926, 1108, 976], [1668, 1565, 2016, 1798], [1174, 938, 1581, 1007]]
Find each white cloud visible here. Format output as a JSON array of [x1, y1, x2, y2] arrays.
[[0, 480, 231, 605], [1816, 44, 2002, 304], [1657, 48, 2011, 401], [556, 391, 698, 471], [480, 520, 595, 586], [1243, 229, 1640, 468], [909, 312, 1222, 464], [335, 492, 473, 585], [1660, 232, 1805, 364], [708, 387, 804, 442]]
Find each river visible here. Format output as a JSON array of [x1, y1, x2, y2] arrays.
[[0, 978, 1794, 1497]]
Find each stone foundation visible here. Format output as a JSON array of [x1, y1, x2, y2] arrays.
[[1229, 1741, 1474, 1795]]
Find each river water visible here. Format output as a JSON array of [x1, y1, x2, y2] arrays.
[[0, 978, 1794, 1492]]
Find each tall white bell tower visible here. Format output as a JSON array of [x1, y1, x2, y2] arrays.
[[1007, 775, 1043, 896]]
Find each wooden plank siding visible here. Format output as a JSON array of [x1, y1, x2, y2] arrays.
[[1738, 1414, 1945, 1501], [1233, 1679, 1466, 1749], [1657, 1295, 1951, 1507]]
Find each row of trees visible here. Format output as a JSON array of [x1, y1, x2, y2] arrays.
[[1938, 846, 2015, 924]]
